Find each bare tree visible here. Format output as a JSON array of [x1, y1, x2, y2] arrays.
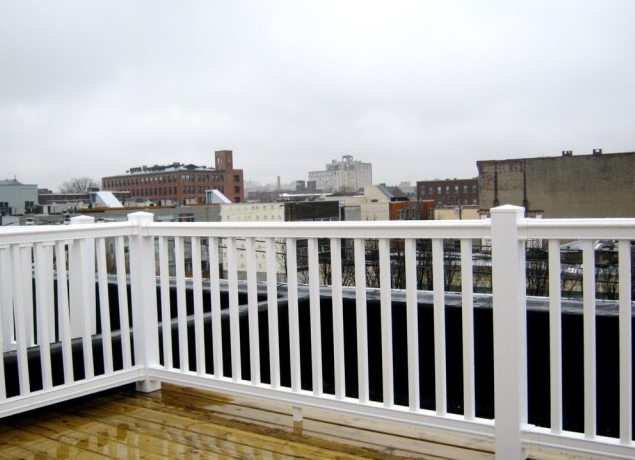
[[59, 177, 100, 193]]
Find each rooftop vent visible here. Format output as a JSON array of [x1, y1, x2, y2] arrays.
[[562, 150, 573, 156], [592, 148, 603, 155]]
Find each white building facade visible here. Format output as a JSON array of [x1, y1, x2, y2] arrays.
[[220, 203, 287, 281], [308, 155, 372, 192]]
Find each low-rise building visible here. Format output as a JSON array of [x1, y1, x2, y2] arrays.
[[0, 178, 38, 216], [416, 178, 479, 208], [219, 201, 340, 281], [322, 185, 431, 221]]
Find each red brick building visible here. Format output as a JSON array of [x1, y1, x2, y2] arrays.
[[416, 178, 479, 208], [102, 150, 244, 205]]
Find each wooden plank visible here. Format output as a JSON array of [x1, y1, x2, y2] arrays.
[[0, 383, 504, 460], [65, 403, 263, 460], [66, 394, 370, 460], [0, 440, 57, 460], [157, 384, 493, 452], [0, 424, 106, 459], [16, 412, 179, 459], [130, 385, 494, 460]]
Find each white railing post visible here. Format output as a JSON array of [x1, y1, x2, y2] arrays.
[[128, 212, 160, 393], [490, 205, 528, 460]]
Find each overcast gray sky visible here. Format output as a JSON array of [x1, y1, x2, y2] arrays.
[[1, 0, 634, 191]]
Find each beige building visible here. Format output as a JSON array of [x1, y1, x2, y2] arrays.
[[321, 185, 393, 221], [477, 150, 635, 218]]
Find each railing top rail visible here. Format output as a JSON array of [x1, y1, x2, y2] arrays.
[[0, 221, 134, 245], [520, 217, 635, 241], [142, 219, 493, 240]]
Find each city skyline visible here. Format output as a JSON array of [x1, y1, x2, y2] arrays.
[[2, 1, 634, 191]]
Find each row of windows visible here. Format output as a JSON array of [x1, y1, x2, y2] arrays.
[[105, 174, 225, 188], [224, 214, 284, 221], [420, 185, 478, 195], [130, 186, 225, 197]]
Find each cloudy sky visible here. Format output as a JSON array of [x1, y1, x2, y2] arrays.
[[1, 1, 634, 191]]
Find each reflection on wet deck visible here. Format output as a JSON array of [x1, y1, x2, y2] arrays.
[[0, 383, 498, 459], [0, 384, 582, 460]]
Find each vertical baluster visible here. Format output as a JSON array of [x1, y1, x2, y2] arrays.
[[460, 239, 475, 420], [331, 238, 345, 400], [432, 238, 447, 415], [115, 236, 132, 369], [20, 244, 34, 346], [548, 239, 563, 434], [226, 237, 241, 381], [11, 245, 30, 395], [78, 238, 95, 379], [405, 238, 419, 411], [158, 236, 173, 370], [246, 237, 260, 385], [618, 240, 632, 444], [34, 242, 54, 389], [191, 236, 205, 375], [44, 244, 55, 341], [308, 237, 322, 395], [379, 238, 393, 407], [68, 216, 96, 339], [0, 246, 7, 397], [55, 241, 74, 384], [209, 236, 223, 378], [287, 238, 301, 392], [582, 239, 596, 438], [95, 238, 113, 374], [0, 246, 13, 353], [354, 238, 369, 403], [174, 236, 189, 372], [266, 237, 280, 388]]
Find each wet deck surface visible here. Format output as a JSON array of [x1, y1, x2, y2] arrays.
[[0, 383, 582, 459]]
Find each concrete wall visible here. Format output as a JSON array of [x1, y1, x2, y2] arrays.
[[434, 207, 480, 220], [0, 181, 38, 215], [478, 151, 635, 218]]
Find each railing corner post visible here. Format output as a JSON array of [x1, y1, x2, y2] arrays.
[[490, 205, 528, 459], [128, 212, 161, 393]]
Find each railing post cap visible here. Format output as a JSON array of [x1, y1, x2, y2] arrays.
[[490, 204, 525, 215], [69, 215, 95, 225], [127, 211, 155, 224]]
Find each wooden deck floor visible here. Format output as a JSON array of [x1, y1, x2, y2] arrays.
[[0, 384, 590, 459]]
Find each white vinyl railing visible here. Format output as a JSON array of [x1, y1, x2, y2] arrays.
[[0, 205, 633, 459]]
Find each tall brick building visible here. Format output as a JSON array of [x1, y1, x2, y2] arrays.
[[102, 150, 244, 205], [477, 150, 635, 218]]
